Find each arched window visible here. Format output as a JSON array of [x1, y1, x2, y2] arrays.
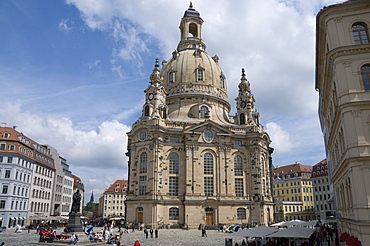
[[168, 72, 174, 84], [352, 22, 369, 45], [361, 64, 370, 91], [239, 113, 245, 125], [144, 106, 150, 116], [169, 207, 179, 220], [200, 106, 209, 118], [204, 153, 213, 174], [234, 156, 243, 176], [140, 152, 148, 173], [237, 208, 246, 220], [169, 152, 179, 174], [197, 69, 204, 81]]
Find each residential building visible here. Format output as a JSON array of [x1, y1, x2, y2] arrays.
[[311, 159, 332, 219], [0, 126, 33, 228], [28, 140, 55, 222], [316, 0, 370, 242], [272, 163, 315, 222], [60, 156, 73, 217], [125, 3, 274, 229], [101, 180, 128, 220]]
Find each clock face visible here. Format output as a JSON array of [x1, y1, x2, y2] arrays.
[[241, 101, 246, 108], [148, 93, 154, 100]]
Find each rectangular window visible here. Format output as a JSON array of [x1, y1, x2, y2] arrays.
[[5, 170, 11, 178], [7, 157, 13, 163], [0, 200, 5, 209], [2, 185, 8, 194], [0, 144, 5, 150], [139, 176, 147, 195], [204, 177, 213, 196], [234, 140, 242, 146], [197, 69, 204, 81], [169, 136, 180, 142], [235, 178, 244, 197], [9, 145, 15, 151], [0, 156, 3, 162], [169, 177, 178, 196]]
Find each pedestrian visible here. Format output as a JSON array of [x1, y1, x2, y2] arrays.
[[150, 229, 153, 238], [134, 240, 141, 246], [202, 228, 207, 237], [15, 224, 21, 233], [155, 229, 158, 238], [1, 242, 5, 246], [144, 229, 148, 238]]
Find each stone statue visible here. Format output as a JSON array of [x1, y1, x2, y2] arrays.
[[71, 190, 81, 213]]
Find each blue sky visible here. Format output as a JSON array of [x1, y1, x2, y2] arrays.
[[0, 0, 340, 203]]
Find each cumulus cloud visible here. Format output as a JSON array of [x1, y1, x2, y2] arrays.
[[58, 18, 74, 32], [0, 102, 131, 201], [266, 122, 294, 153]]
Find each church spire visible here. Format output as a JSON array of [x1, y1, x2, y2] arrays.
[[235, 68, 259, 126]]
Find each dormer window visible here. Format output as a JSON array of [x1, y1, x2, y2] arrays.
[[197, 68, 204, 81], [3, 132, 9, 139], [168, 71, 174, 84], [200, 106, 209, 119]]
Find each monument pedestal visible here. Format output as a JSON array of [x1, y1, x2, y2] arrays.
[[65, 212, 83, 233]]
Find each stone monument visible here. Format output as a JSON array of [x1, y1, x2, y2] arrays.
[[64, 190, 83, 233]]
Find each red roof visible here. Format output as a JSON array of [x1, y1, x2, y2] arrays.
[[106, 180, 128, 193]]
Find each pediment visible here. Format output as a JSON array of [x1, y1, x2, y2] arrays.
[[183, 121, 233, 136]]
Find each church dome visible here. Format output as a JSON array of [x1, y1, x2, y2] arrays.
[[161, 3, 228, 104], [161, 49, 227, 102]]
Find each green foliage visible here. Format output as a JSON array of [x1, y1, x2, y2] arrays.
[[84, 201, 95, 212]]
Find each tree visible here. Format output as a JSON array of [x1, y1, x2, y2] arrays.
[[84, 201, 95, 212]]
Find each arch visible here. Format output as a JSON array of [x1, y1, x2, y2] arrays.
[[234, 155, 243, 176], [361, 64, 370, 91], [169, 152, 179, 174], [188, 23, 198, 38], [140, 152, 148, 173], [352, 22, 369, 45]]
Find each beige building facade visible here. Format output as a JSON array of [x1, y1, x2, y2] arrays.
[[125, 4, 274, 229], [316, 0, 370, 243]]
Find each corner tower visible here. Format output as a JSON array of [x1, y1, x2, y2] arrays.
[[125, 3, 274, 229]]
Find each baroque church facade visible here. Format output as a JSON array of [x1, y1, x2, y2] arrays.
[[125, 4, 274, 229]]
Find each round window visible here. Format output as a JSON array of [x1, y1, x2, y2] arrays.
[[139, 131, 147, 141], [203, 130, 213, 142]]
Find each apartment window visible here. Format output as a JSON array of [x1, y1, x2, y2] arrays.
[[9, 145, 15, 151], [140, 152, 148, 173], [200, 106, 209, 119], [0, 144, 5, 150], [2, 185, 8, 194], [234, 156, 243, 176], [204, 177, 213, 196], [361, 64, 370, 91], [7, 157, 12, 163], [235, 178, 244, 197], [204, 153, 213, 174], [169, 177, 178, 196], [139, 176, 146, 195], [237, 208, 246, 220], [352, 22, 369, 45], [5, 170, 10, 178], [0, 156, 2, 162], [169, 152, 179, 174], [0, 200, 5, 209], [169, 207, 179, 220]]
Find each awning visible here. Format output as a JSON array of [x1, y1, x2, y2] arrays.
[[9, 217, 15, 220], [227, 226, 279, 238], [267, 226, 315, 239], [0, 217, 2, 221]]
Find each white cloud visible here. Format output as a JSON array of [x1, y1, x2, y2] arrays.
[[266, 122, 294, 153], [88, 60, 101, 69], [58, 18, 74, 32]]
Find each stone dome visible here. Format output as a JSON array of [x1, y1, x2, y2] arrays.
[[161, 49, 228, 103]]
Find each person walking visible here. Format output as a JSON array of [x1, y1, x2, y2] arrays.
[[155, 229, 158, 238], [149, 229, 153, 238]]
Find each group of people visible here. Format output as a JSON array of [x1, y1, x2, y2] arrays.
[[143, 228, 158, 238]]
